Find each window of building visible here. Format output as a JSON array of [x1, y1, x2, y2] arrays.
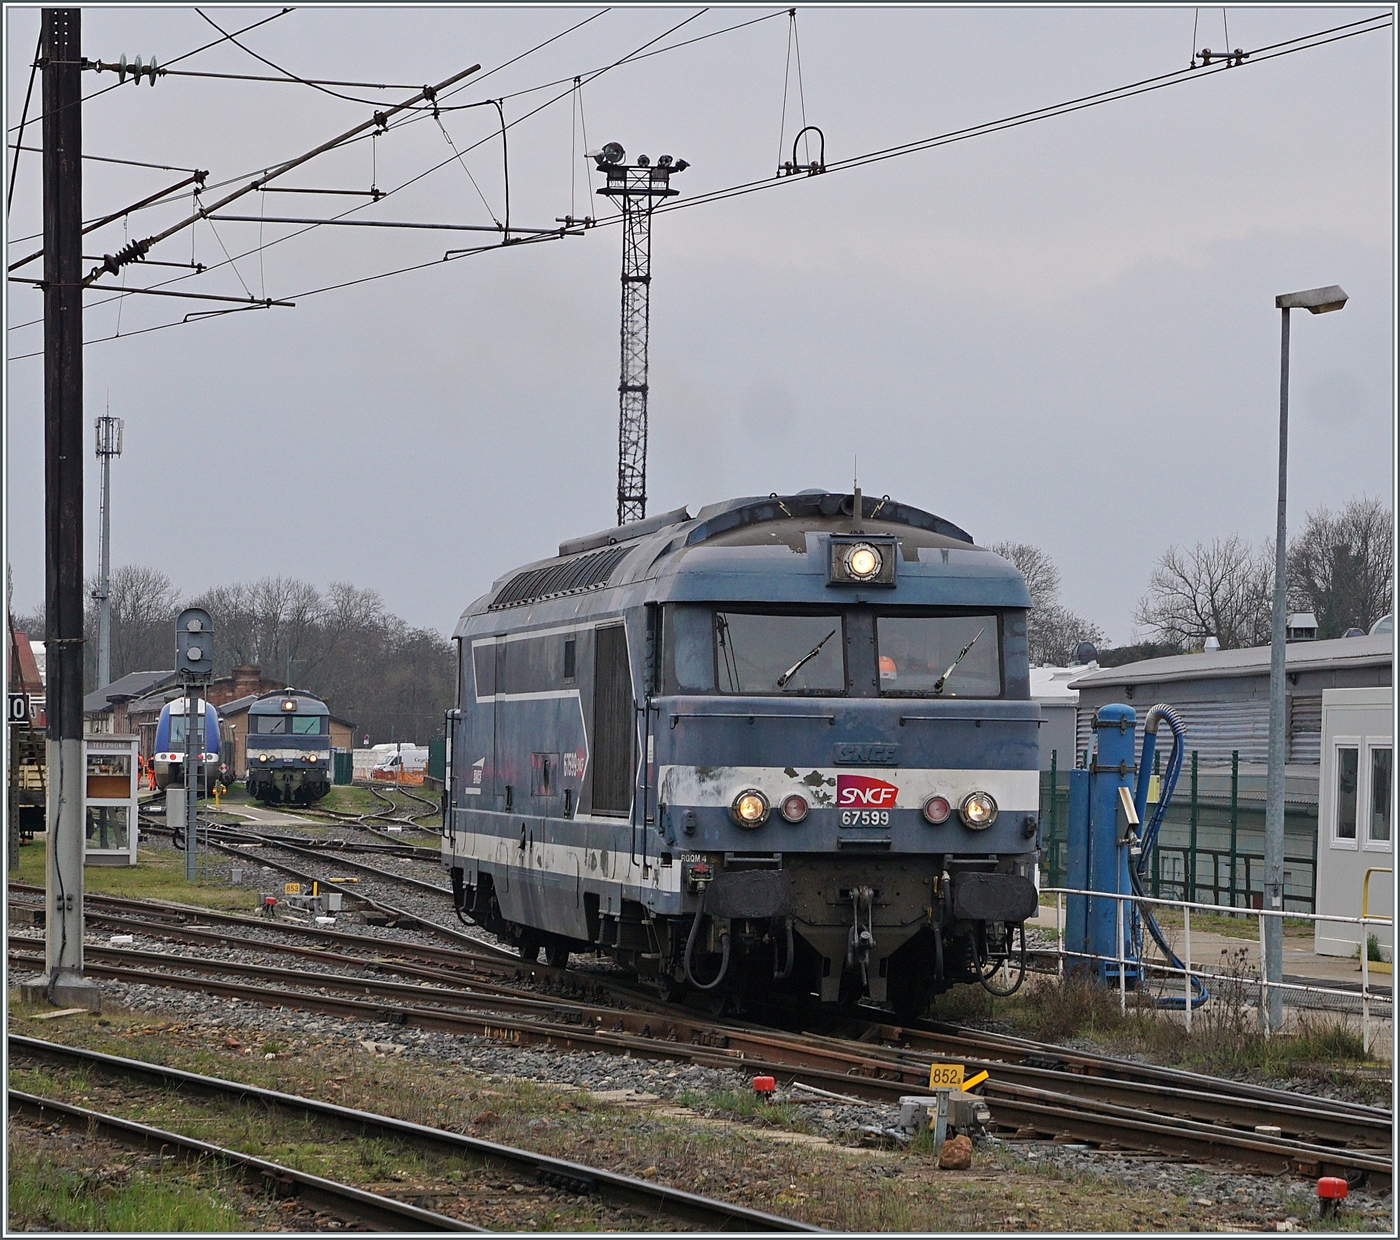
[[1369, 746, 1391, 845], [1335, 746, 1359, 842]]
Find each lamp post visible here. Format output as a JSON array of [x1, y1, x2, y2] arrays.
[[1266, 284, 1348, 1031]]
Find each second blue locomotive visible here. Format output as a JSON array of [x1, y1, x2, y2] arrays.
[[244, 688, 333, 804]]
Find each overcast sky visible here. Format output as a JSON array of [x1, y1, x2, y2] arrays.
[[5, 5, 1394, 646]]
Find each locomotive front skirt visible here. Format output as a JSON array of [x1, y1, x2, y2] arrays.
[[443, 492, 1041, 1014]]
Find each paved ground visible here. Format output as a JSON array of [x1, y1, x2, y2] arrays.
[[217, 804, 322, 828]]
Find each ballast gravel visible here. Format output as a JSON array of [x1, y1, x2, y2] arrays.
[[86, 976, 1393, 1228]]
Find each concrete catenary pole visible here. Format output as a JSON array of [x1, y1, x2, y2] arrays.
[[27, 7, 99, 1011]]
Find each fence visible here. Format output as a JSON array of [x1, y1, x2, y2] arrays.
[[1038, 885, 1393, 1053], [1040, 748, 1319, 913]]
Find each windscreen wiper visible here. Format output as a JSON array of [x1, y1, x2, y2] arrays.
[[932, 627, 986, 695], [776, 628, 837, 689]]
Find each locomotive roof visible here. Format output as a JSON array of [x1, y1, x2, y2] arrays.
[[456, 492, 1031, 634], [246, 687, 330, 714]]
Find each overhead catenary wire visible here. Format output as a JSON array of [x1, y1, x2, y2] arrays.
[[591, 11, 1391, 228], [6, 6, 752, 299], [5, 7, 294, 133], [6, 29, 43, 213], [75, 64, 483, 287], [38, 7, 716, 320], [8, 10, 1383, 353]]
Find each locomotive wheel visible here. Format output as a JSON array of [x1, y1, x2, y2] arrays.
[[543, 940, 570, 969], [517, 931, 542, 963], [655, 972, 686, 1004]]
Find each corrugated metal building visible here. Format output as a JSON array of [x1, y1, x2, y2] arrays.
[[1068, 634, 1392, 778]]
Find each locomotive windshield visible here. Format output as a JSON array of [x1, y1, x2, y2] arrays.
[[253, 714, 322, 734], [877, 613, 1002, 697], [715, 612, 845, 694]]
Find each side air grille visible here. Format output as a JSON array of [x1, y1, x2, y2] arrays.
[[488, 546, 632, 610]]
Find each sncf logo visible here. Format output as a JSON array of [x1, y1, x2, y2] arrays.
[[836, 774, 899, 808]]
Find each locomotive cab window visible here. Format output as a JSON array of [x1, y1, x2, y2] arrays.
[[876, 614, 1003, 697], [254, 715, 288, 734], [714, 612, 845, 695], [291, 716, 322, 735]]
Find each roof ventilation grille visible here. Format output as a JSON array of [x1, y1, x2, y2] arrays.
[[489, 545, 632, 610]]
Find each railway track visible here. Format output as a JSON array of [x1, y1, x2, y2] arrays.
[[8, 1036, 818, 1233], [7, 896, 1390, 1188], [9, 1089, 482, 1232]]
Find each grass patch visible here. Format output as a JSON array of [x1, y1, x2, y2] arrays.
[[674, 1088, 811, 1132], [5, 1136, 250, 1232], [11, 839, 259, 913], [929, 949, 1384, 1101]]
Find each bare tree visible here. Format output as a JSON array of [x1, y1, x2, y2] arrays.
[[988, 541, 1106, 665], [1287, 497, 1393, 638], [1134, 537, 1273, 650]]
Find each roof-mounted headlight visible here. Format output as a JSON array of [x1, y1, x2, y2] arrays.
[[828, 534, 897, 586], [846, 543, 881, 580]]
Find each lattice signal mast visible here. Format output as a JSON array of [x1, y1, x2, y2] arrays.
[[595, 143, 687, 525]]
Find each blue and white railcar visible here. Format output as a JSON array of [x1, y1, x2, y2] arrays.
[[244, 688, 332, 804], [153, 697, 222, 791], [443, 492, 1041, 1014]]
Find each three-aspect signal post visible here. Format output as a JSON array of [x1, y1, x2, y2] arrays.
[[176, 609, 214, 880]]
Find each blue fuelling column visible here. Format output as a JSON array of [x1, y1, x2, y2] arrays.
[[1065, 705, 1138, 982], [1063, 701, 1204, 1005]]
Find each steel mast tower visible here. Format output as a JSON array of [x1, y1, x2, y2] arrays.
[[596, 143, 687, 526], [93, 412, 124, 689]]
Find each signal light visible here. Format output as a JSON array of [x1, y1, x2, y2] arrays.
[[923, 795, 951, 824], [780, 794, 809, 823]]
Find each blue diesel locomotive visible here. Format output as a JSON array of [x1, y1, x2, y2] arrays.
[[244, 688, 333, 804], [153, 697, 223, 791], [443, 492, 1041, 1015]]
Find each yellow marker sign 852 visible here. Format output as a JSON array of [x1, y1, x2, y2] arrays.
[[927, 1063, 965, 1088]]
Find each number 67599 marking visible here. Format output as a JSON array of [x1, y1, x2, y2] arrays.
[[840, 810, 889, 826]]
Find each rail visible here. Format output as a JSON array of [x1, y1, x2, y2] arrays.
[[8, 1037, 819, 1232], [1039, 885, 1394, 1055]]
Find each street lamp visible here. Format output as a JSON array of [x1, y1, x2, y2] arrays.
[[1265, 284, 1347, 1031]]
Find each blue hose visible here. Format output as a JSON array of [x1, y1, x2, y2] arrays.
[[1130, 705, 1208, 1009]]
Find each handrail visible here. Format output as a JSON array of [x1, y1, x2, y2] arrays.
[[668, 711, 835, 728], [1362, 867, 1393, 923], [1040, 885, 1389, 926]]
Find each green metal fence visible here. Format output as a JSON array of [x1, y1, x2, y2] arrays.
[[1039, 748, 1319, 913]]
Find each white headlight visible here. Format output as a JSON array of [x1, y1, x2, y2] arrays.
[[960, 791, 998, 829], [731, 789, 769, 827], [845, 543, 881, 580]]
